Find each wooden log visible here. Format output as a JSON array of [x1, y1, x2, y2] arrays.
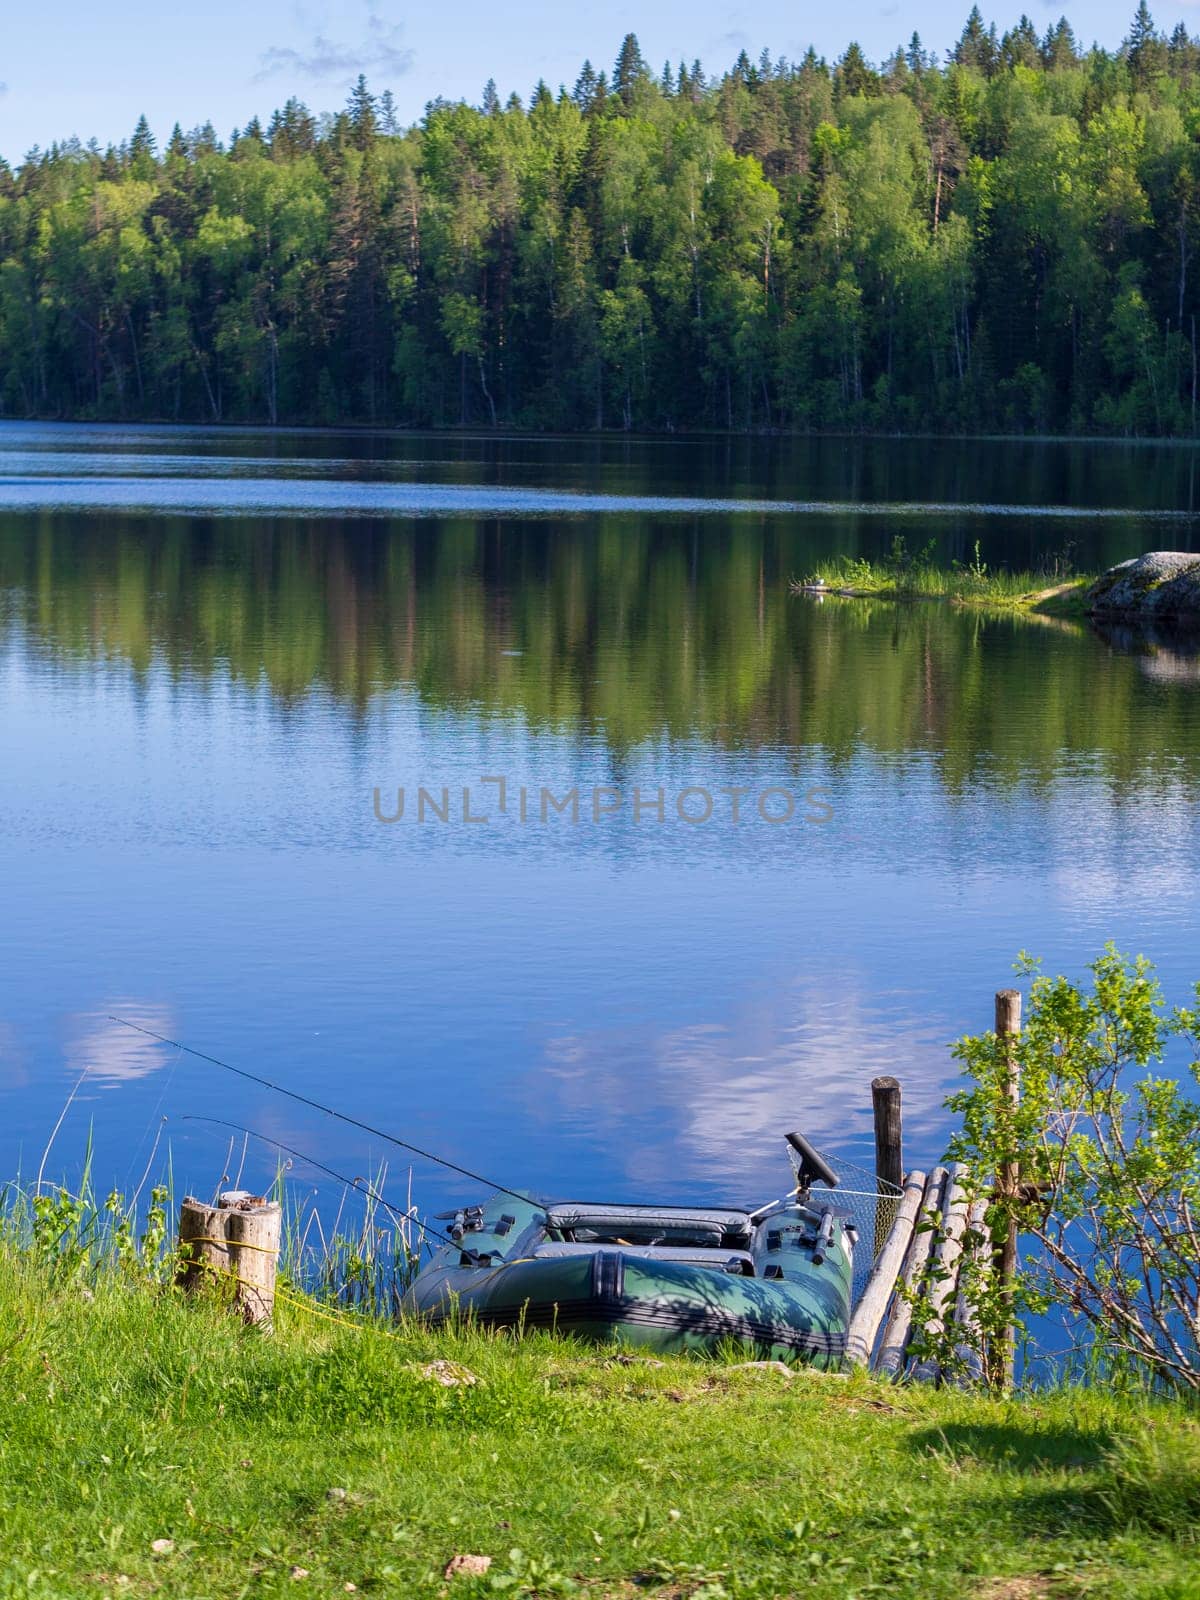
[[994, 988, 1022, 1390], [176, 1191, 280, 1328], [224, 1196, 282, 1327], [874, 1166, 946, 1378], [845, 1169, 926, 1368], [176, 1196, 231, 1299], [951, 1198, 988, 1383], [910, 1163, 971, 1384], [871, 1076, 904, 1256]]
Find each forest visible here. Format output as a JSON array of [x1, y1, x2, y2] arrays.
[[5, 7, 1200, 435]]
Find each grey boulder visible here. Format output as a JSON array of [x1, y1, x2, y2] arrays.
[[1086, 551, 1200, 621]]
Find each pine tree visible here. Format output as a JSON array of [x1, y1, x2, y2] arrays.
[[1127, 1, 1167, 88], [613, 33, 648, 109], [482, 78, 501, 116], [1041, 17, 1078, 71], [1168, 21, 1200, 82], [1001, 15, 1040, 70], [572, 60, 598, 112], [835, 42, 880, 98], [347, 75, 377, 150], [379, 89, 399, 134], [128, 114, 157, 179], [954, 7, 997, 73]]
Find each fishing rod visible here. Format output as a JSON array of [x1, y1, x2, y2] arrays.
[[181, 1114, 468, 1255], [109, 1016, 538, 1208]]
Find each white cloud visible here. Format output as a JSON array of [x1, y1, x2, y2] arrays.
[[255, 14, 413, 83]]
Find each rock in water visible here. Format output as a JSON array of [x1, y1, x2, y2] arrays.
[[1086, 552, 1200, 621]]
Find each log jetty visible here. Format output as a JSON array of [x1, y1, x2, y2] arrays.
[[844, 988, 1023, 1385]]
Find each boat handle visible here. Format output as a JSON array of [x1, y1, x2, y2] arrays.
[[812, 1207, 836, 1266]]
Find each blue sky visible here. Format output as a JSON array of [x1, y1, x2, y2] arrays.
[[0, 0, 1191, 164]]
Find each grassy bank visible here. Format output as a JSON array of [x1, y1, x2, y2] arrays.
[[793, 545, 1094, 617], [2, 1238, 1199, 1599]]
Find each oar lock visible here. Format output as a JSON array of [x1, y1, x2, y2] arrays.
[[435, 1205, 485, 1241]]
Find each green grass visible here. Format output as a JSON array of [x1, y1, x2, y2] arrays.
[[793, 541, 1093, 616], [3, 1237, 1200, 1599]]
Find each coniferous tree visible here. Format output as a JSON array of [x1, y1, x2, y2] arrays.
[[347, 75, 377, 150], [613, 34, 648, 109], [572, 61, 599, 114], [835, 43, 880, 98], [1127, 1, 1167, 89], [1042, 17, 1079, 70]]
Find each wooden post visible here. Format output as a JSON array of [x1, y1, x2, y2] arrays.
[[871, 1076, 903, 1194], [993, 988, 1022, 1390], [871, 1075, 903, 1257], [177, 1190, 281, 1328], [224, 1196, 282, 1328], [845, 1169, 925, 1368], [177, 1196, 230, 1298]]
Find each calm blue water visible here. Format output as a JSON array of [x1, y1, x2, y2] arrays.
[[1, 421, 1199, 1228]]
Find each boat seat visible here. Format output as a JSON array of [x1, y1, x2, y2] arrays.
[[531, 1241, 755, 1274], [545, 1204, 753, 1248]]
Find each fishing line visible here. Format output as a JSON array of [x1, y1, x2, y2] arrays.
[[181, 1113, 467, 1254], [110, 1015, 538, 1207]]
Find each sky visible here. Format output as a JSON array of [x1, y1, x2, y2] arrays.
[[0, 0, 1194, 165]]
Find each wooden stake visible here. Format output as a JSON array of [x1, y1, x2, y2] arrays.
[[177, 1191, 281, 1328], [177, 1196, 230, 1299], [845, 1169, 925, 1368], [875, 1166, 946, 1378], [871, 1075, 903, 1256], [224, 1197, 282, 1327], [871, 1075, 903, 1193], [994, 987, 1022, 1390]]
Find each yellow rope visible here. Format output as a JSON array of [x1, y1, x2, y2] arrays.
[[179, 1234, 279, 1256], [179, 1244, 404, 1339]]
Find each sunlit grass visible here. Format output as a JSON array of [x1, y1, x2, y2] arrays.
[[0, 1177, 1198, 1598], [793, 538, 1094, 613]]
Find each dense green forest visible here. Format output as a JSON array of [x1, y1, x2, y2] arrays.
[[8, 7, 1200, 434]]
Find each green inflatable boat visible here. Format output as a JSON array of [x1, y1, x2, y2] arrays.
[[403, 1133, 855, 1365]]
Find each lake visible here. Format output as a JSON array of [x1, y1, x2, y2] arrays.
[[1, 421, 1199, 1227]]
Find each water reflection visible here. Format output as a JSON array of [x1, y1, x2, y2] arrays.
[[0, 425, 1198, 1211], [1, 514, 1198, 794]]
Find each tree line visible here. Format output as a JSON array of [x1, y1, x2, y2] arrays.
[[5, 7, 1200, 435]]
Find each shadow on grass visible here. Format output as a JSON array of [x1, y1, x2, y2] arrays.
[[906, 1416, 1200, 1544], [907, 1419, 1115, 1474]]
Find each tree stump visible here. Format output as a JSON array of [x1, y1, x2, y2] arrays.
[[177, 1191, 281, 1327]]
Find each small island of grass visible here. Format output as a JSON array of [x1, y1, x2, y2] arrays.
[[792, 539, 1093, 617]]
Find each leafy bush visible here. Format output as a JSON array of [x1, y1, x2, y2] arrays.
[[947, 946, 1200, 1392]]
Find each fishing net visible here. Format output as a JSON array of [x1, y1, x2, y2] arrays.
[[787, 1145, 904, 1307]]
